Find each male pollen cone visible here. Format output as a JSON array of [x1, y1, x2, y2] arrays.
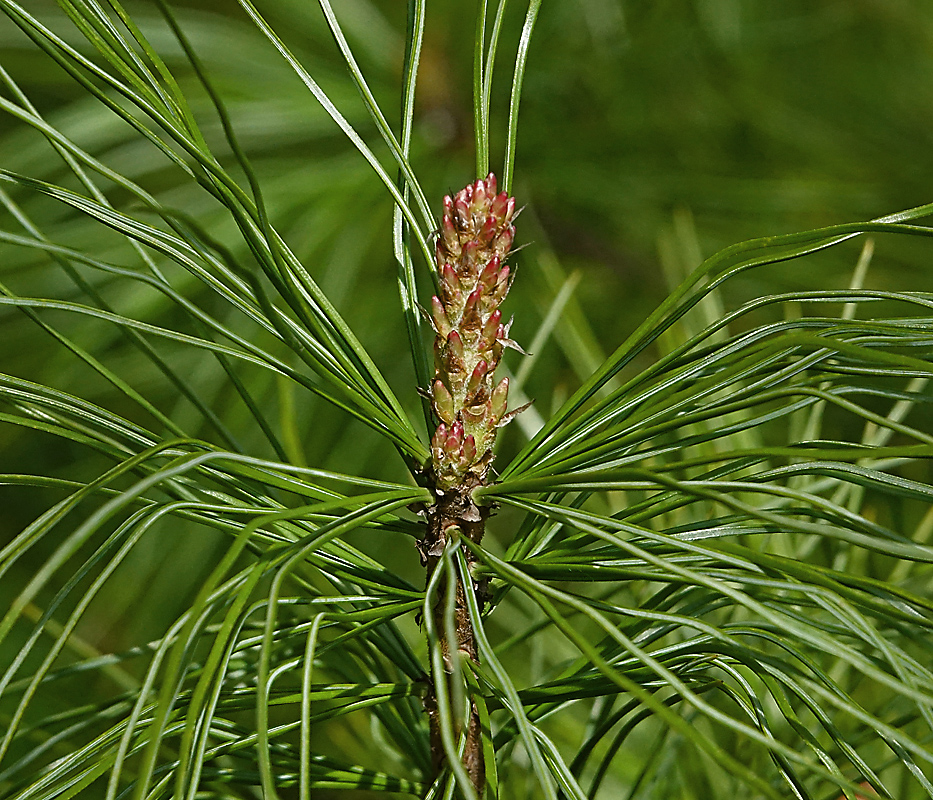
[[429, 173, 516, 490]]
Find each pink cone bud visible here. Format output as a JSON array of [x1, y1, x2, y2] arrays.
[[481, 309, 502, 348], [463, 434, 477, 463], [464, 287, 481, 314], [442, 264, 460, 292], [490, 192, 509, 219], [429, 174, 521, 488], [462, 288, 483, 329], [432, 422, 448, 453], [494, 226, 514, 255], [493, 266, 511, 305], [441, 216, 460, 258], [491, 377, 509, 423], [462, 240, 480, 262], [454, 196, 470, 226], [479, 257, 500, 291], [473, 179, 487, 205], [467, 360, 488, 395], [446, 420, 464, 455], [431, 296, 450, 338], [433, 379, 455, 424], [447, 330, 464, 359], [481, 214, 499, 241]]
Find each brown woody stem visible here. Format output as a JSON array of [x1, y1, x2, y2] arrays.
[[422, 482, 487, 795]]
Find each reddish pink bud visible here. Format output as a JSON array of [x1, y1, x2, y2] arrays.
[[447, 330, 464, 359], [481, 214, 499, 241], [473, 179, 486, 205], [481, 309, 502, 347], [454, 196, 470, 226], [441, 215, 460, 254], [462, 240, 481, 261], [433, 379, 455, 424], [441, 265, 461, 306], [491, 377, 509, 422], [462, 290, 482, 330], [467, 360, 488, 394], [431, 296, 450, 337], [446, 420, 464, 454], [463, 434, 477, 463], [479, 257, 500, 291], [442, 264, 459, 290], [490, 192, 509, 219], [494, 226, 514, 254], [429, 175, 520, 487], [493, 269, 511, 306], [432, 422, 448, 452], [464, 286, 481, 314]]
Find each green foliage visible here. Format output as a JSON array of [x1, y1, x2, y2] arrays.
[[1, 2, 932, 799]]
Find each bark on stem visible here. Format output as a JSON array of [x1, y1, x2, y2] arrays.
[[421, 481, 488, 794]]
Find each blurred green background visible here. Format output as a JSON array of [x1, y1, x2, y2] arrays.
[[4, 0, 933, 458], [4, 0, 932, 509], [1, 1, 932, 791]]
